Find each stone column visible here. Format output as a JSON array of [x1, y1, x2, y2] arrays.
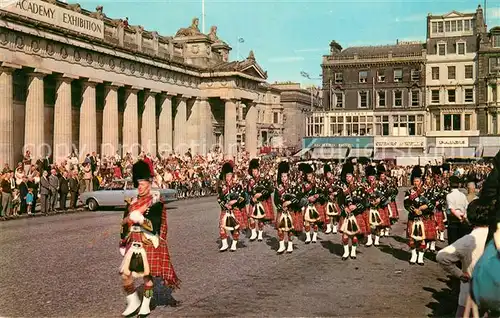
[[497, 84, 500, 103], [25, 70, 50, 159], [0, 63, 20, 167], [102, 83, 122, 157], [53, 75, 77, 163], [123, 87, 140, 157], [245, 103, 258, 158], [488, 85, 493, 103], [79, 79, 101, 161], [186, 98, 200, 154], [141, 90, 157, 155], [196, 97, 213, 155], [174, 96, 188, 154], [158, 93, 173, 155], [497, 109, 500, 134], [224, 98, 238, 158]]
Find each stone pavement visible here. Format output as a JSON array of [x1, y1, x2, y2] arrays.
[[0, 192, 459, 317]]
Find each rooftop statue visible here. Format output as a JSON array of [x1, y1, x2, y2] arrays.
[[208, 26, 221, 43], [175, 18, 203, 37]]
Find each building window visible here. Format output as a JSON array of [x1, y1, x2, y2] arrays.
[[438, 43, 446, 56], [329, 116, 345, 136], [444, 114, 461, 131], [492, 113, 498, 134], [451, 20, 457, 32], [334, 92, 344, 108], [411, 69, 420, 81], [377, 90, 386, 108], [432, 67, 440, 80], [431, 89, 440, 104], [437, 21, 444, 33], [394, 69, 403, 82], [457, 20, 463, 31], [344, 115, 373, 136], [464, 88, 474, 103], [375, 116, 390, 136], [377, 70, 385, 82], [489, 57, 500, 73], [465, 65, 473, 79], [493, 35, 500, 48], [457, 42, 466, 55], [273, 112, 279, 124], [334, 72, 343, 84], [358, 91, 369, 108], [393, 90, 403, 107], [448, 66, 456, 79], [312, 116, 324, 136], [359, 71, 368, 83], [448, 89, 456, 103], [411, 90, 420, 107], [392, 114, 424, 136], [465, 114, 471, 130], [464, 20, 470, 31], [445, 21, 451, 32], [432, 22, 437, 34]]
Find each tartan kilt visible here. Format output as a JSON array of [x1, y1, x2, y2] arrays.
[[379, 207, 391, 227], [434, 210, 446, 231], [315, 203, 327, 223], [340, 213, 368, 235], [389, 202, 399, 219], [291, 210, 304, 233], [262, 198, 275, 221], [126, 232, 179, 288], [406, 218, 437, 241]]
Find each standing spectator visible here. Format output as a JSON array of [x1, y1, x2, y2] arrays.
[[1, 171, 13, 217], [2, 163, 11, 174], [92, 171, 100, 191], [26, 188, 34, 215], [90, 152, 97, 173], [22, 150, 32, 175], [48, 168, 59, 211], [466, 180, 478, 204], [83, 162, 92, 192], [18, 176, 28, 214], [39, 170, 50, 214], [69, 171, 79, 209], [447, 175, 470, 245], [436, 200, 489, 317], [27, 173, 39, 214], [11, 189, 20, 216], [59, 171, 69, 210]]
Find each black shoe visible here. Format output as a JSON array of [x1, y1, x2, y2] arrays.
[[342, 256, 348, 261], [350, 255, 356, 259]]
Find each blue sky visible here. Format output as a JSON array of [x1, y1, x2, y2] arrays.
[[76, 0, 500, 85]]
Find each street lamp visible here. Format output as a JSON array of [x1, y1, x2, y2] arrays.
[[300, 71, 322, 110]]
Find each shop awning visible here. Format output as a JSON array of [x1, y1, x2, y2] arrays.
[[348, 148, 373, 158], [428, 147, 477, 158], [311, 147, 348, 160], [374, 148, 424, 160], [293, 147, 312, 157], [483, 147, 500, 157]]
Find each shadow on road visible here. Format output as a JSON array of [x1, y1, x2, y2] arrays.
[[424, 276, 459, 318], [320, 240, 344, 256], [378, 245, 409, 262]]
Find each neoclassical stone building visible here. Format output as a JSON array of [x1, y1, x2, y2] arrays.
[[0, 0, 284, 166]]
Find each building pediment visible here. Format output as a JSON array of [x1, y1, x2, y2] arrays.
[[443, 11, 465, 18], [210, 50, 268, 80]]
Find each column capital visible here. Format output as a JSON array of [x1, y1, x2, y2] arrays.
[[126, 85, 143, 93], [196, 96, 209, 101], [0, 62, 22, 72], [55, 74, 79, 83], [177, 94, 191, 100], [105, 82, 124, 88], [28, 68, 51, 78], [222, 97, 240, 103]]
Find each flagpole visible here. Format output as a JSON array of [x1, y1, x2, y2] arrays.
[[202, 0, 205, 33]]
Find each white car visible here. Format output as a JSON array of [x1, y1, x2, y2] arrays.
[[80, 179, 177, 211]]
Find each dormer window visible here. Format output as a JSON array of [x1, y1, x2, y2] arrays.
[[457, 41, 466, 55], [493, 35, 500, 48]]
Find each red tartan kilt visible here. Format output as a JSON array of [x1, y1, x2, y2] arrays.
[[406, 218, 437, 241], [291, 211, 304, 233], [389, 202, 399, 219], [379, 207, 390, 227], [339, 213, 368, 235], [262, 198, 275, 221], [315, 203, 327, 223], [434, 211, 446, 231], [218, 208, 248, 231]]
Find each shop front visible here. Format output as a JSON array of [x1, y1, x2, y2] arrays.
[[373, 137, 426, 162], [427, 137, 479, 160], [478, 137, 500, 158], [299, 137, 374, 160]]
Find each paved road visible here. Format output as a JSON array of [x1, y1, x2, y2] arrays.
[[0, 192, 458, 317]]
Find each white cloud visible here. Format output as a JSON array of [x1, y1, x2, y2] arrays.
[[267, 56, 304, 63], [394, 14, 427, 23]]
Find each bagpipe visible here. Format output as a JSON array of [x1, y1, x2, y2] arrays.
[[252, 180, 273, 201], [405, 189, 432, 217]]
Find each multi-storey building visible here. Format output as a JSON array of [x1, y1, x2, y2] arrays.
[[306, 40, 428, 160], [425, 6, 486, 158], [477, 25, 500, 156], [0, 0, 285, 166]]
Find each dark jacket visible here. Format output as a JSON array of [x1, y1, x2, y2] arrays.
[[59, 177, 69, 194], [479, 150, 500, 242], [69, 177, 79, 193]]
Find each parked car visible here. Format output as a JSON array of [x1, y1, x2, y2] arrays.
[[80, 179, 177, 211]]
